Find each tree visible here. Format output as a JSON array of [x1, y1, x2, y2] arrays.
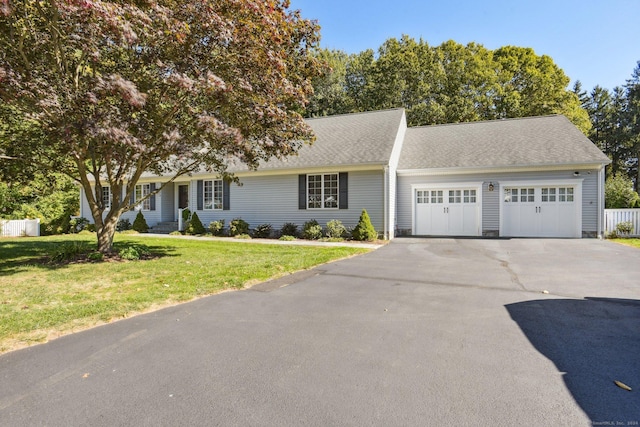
[[625, 61, 640, 191], [605, 173, 639, 208], [0, 0, 322, 253], [493, 46, 591, 134], [351, 209, 377, 241], [584, 85, 631, 177], [305, 49, 354, 117]]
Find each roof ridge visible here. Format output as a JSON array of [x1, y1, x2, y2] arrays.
[[305, 107, 405, 121], [407, 114, 564, 130]]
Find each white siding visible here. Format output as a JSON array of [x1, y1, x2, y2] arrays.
[[190, 170, 385, 232], [397, 169, 601, 237]]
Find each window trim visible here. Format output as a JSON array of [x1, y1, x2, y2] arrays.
[[307, 173, 339, 210], [101, 186, 111, 210], [203, 179, 224, 210], [135, 183, 151, 211]]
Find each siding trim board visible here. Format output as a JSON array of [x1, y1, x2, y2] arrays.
[[398, 163, 606, 177]]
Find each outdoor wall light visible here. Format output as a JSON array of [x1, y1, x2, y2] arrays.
[[488, 182, 495, 191]]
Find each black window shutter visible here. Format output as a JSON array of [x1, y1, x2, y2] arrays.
[[150, 183, 156, 211], [223, 180, 230, 210], [298, 175, 307, 210], [339, 172, 348, 209], [197, 180, 203, 210]]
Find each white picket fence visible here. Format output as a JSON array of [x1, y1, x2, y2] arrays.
[[0, 219, 41, 237], [604, 209, 640, 236]]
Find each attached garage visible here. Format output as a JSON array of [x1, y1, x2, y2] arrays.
[[413, 183, 482, 236], [396, 115, 611, 238], [500, 180, 582, 238]]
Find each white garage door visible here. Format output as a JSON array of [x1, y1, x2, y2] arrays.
[[501, 184, 581, 238], [415, 187, 481, 236]]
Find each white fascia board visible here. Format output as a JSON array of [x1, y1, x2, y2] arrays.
[[397, 163, 608, 177]]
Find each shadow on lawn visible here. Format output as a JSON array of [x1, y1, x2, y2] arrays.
[[0, 239, 178, 276], [506, 297, 640, 424]]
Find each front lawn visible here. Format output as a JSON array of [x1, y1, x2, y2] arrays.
[[613, 238, 640, 249], [0, 234, 369, 354]]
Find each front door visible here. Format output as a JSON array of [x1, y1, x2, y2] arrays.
[[178, 185, 189, 209]]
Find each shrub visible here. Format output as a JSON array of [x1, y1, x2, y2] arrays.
[[86, 223, 96, 232], [185, 212, 205, 235], [279, 235, 296, 241], [616, 221, 634, 236], [87, 251, 104, 262], [50, 241, 92, 263], [78, 229, 94, 235], [169, 230, 182, 236], [325, 219, 346, 238], [302, 219, 323, 240], [69, 217, 90, 233], [116, 218, 132, 232], [252, 223, 273, 238], [208, 219, 226, 236], [229, 218, 250, 236], [352, 209, 377, 241], [117, 244, 150, 261], [235, 233, 252, 239], [132, 211, 149, 233], [280, 222, 299, 238]]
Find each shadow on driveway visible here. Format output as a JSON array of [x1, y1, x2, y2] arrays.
[[506, 297, 640, 424]]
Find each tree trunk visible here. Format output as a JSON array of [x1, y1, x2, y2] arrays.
[[96, 215, 118, 254]]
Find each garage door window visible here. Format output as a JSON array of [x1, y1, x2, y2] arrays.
[[463, 190, 477, 203], [505, 188, 535, 203], [416, 190, 444, 204], [559, 187, 574, 202], [541, 188, 556, 202]]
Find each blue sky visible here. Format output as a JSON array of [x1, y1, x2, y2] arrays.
[[289, 0, 640, 93]]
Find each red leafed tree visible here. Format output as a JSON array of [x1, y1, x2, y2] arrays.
[[0, 0, 322, 253]]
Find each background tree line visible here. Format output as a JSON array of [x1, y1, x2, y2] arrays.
[[306, 35, 640, 205]]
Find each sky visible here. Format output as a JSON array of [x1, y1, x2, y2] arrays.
[[289, 0, 640, 93]]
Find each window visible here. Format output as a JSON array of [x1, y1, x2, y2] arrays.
[[135, 184, 151, 210], [449, 190, 462, 204], [520, 188, 535, 202], [559, 187, 574, 202], [417, 190, 428, 204], [463, 190, 477, 203], [102, 186, 111, 209], [308, 174, 338, 209], [431, 190, 443, 204], [505, 188, 534, 203], [203, 179, 223, 210], [541, 188, 556, 202]]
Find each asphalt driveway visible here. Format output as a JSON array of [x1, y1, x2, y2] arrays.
[[1, 238, 638, 426]]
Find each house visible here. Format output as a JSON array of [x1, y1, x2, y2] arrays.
[[80, 108, 611, 238]]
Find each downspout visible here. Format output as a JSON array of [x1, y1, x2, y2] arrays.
[[598, 166, 604, 238], [383, 166, 389, 240]]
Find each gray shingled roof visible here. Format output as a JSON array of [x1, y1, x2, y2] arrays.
[[228, 108, 405, 172], [398, 115, 610, 170]]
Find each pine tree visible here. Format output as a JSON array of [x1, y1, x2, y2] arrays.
[[352, 209, 377, 241]]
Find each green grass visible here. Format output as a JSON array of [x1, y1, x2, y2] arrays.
[[0, 234, 369, 353], [614, 238, 640, 249]]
